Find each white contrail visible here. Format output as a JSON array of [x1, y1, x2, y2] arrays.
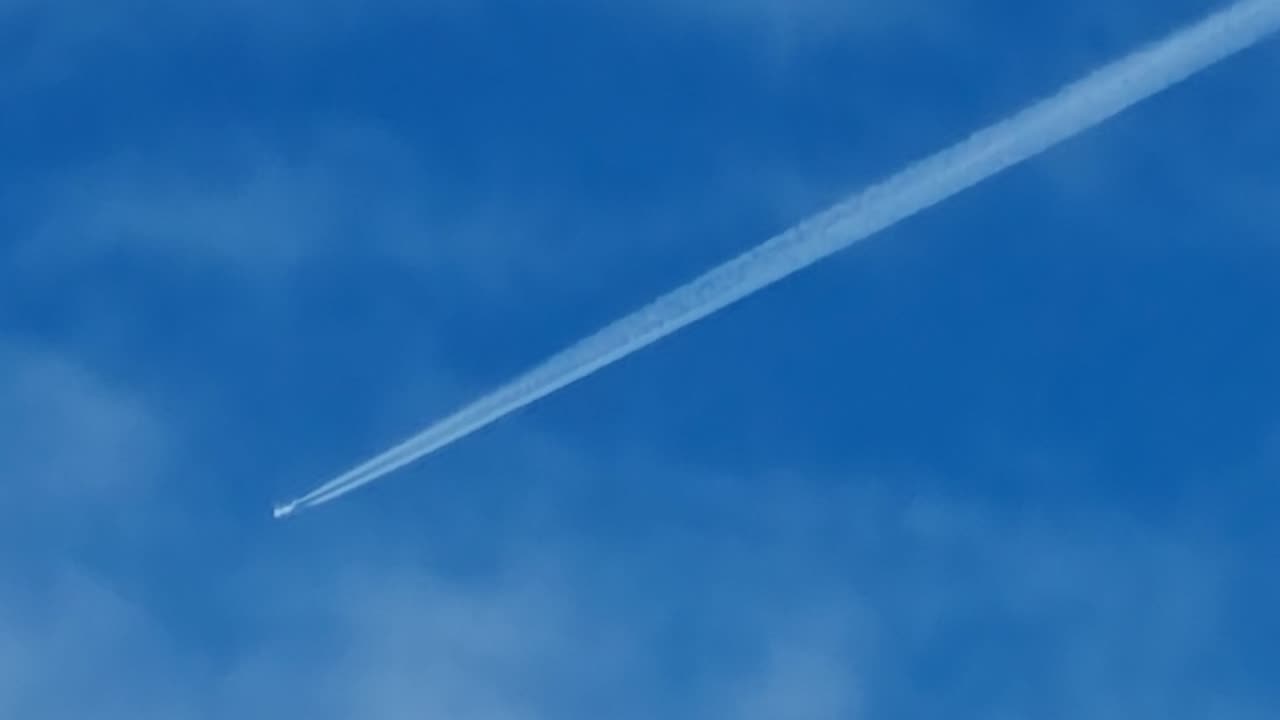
[[278, 0, 1280, 517]]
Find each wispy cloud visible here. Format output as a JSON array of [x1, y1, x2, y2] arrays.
[[16, 128, 565, 296], [600, 0, 942, 52], [2, 441, 1267, 718], [0, 0, 468, 89], [0, 571, 200, 720], [14, 120, 845, 314], [0, 344, 169, 505], [0, 338, 1270, 716]]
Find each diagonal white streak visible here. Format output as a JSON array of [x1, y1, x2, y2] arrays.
[[282, 0, 1280, 515]]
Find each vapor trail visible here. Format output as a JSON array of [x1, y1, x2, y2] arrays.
[[277, 0, 1280, 518]]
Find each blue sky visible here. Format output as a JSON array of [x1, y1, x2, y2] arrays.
[[3, 1, 1278, 717]]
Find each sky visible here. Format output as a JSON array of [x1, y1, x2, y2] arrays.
[[2, 0, 1278, 717]]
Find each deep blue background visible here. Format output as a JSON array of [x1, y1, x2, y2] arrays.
[[3, 1, 1277, 717]]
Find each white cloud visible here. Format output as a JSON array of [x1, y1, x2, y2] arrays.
[[0, 0, 960, 97], [0, 0, 467, 89], [0, 344, 170, 504], [706, 608, 866, 720], [605, 0, 942, 50], [14, 122, 845, 315], [0, 571, 200, 720], [0, 380, 1269, 719], [17, 128, 557, 297]]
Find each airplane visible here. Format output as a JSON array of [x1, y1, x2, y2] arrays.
[[273, 501, 299, 519]]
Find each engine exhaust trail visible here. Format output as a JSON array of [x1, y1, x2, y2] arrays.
[[279, 0, 1280, 517]]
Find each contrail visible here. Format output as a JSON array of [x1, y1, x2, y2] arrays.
[[277, 0, 1280, 518]]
